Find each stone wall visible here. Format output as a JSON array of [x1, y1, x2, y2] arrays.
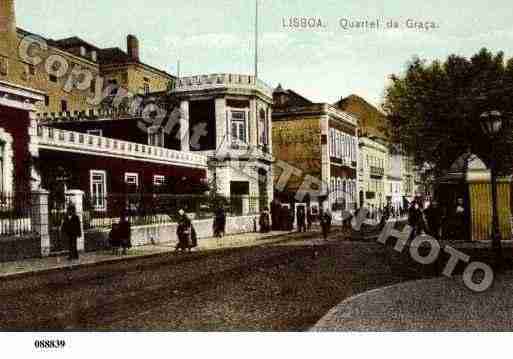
[[0, 234, 41, 262], [84, 215, 260, 251]]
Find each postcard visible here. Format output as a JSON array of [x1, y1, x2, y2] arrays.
[[0, 0, 512, 357]]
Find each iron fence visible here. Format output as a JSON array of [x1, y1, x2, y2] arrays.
[[82, 194, 261, 231], [0, 192, 34, 237]]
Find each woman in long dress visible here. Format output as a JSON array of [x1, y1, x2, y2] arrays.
[[176, 209, 198, 253]]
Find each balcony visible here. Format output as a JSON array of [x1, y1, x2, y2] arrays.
[[173, 73, 273, 98], [370, 166, 385, 178], [37, 125, 208, 169]]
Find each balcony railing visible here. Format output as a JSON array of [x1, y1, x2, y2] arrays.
[[37, 125, 208, 168], [174, 73, 273, 97], [370, 166, 385, 177]]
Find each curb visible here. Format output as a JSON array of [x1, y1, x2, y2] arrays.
[[310, 276, 450, 331], [0, 231, 298, 282]]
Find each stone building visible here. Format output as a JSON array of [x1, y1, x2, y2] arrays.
[[170, 74, 274, 211], [335, 93, 423, 209], [357, 137, 388, 210], [0, 0, 174, 116], [272, 85, 358, 213]]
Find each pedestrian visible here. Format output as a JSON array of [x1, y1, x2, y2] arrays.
[[61, 203, 81, 260], [306, 206, 314, 231], [270, 200, 281, 231], [278, 205, 288, 231], [176, 209, 190, 253], [119, 211, 132, 255], [425, 200, 442, 240], [297, 206, 307, 233], [408, 200, 424, 238], [320, 209, 332, 240], [213, 206, 226, 238], [259, 207, 271, 233], [109, 222, 121, 255], [452, 197, 468, 241], [288, 207, 295, 231]]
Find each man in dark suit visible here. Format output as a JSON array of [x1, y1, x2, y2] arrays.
[[62, 203, 82, 260]]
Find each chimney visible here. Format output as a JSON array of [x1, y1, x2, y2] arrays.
[[127, 34, 139, 61], [0, 0, 16, 33], [0, 0, 18, 57]]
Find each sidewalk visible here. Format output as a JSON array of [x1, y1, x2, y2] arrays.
[[0, 230, 294, 280], [311, 271, 513, 331]]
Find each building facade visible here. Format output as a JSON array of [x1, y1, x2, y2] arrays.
[[1, 0, 174, 116], [386, 150, 404, 212], [358, 137, 388, 210], [170, 74, 274, 211], [272, 86, 358, 212]]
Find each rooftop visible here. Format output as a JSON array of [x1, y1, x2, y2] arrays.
[[172, 73, 274, 98]]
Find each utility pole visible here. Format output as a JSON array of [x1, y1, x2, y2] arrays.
[[255, 0, 259, 79]]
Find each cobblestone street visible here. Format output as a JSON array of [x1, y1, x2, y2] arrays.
[[0, 230, 444, 331]]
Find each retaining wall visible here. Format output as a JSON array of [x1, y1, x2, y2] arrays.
[[85, 215, 259, 251]]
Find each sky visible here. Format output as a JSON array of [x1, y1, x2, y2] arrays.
[[14, 0, 513, 107]]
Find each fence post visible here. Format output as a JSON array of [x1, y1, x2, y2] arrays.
[[66, 190, 85, 252], [31, 189, 50, 257], [242, 195, 250, 216]]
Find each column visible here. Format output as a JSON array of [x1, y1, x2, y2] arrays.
[[249, 98, 258, 147], [31, 189, 50, 257], [266, 104, 273, 154], [180, 100, 190, 152], [215, 98, 227, 150], [65, 189, 85, 252], [241, 195, 250, 215], [28, 111, 41, 190]]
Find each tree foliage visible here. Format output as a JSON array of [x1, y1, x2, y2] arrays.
[[383, 48, 513, 176]]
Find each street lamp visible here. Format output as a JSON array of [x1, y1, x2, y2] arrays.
[[480, 110, 503, 262]]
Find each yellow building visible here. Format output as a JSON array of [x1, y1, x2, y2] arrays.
[[0, 0, 174, 116], [272, 85, 358, 212]]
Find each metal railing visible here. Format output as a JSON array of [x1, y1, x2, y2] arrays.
[[0, 192, 34, 237], [37, 125, 208, 169], [82, 194, 262, 231]]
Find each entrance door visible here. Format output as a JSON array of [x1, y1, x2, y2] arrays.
[[295, 203, 307, 229]]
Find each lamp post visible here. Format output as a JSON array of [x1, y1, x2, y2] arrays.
[[480, 110, 503, 262]]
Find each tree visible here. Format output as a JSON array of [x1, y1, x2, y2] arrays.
[[383, 48, 513, 176]]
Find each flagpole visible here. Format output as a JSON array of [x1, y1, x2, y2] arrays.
[[255, 0, 259, 80]]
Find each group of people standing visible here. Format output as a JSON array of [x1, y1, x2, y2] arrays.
[[61, 198, 340, 260], [261, 200, 332, 239], [406, 197, 469, 241]]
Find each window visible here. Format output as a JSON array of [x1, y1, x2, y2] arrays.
[[231, 111, 247, 144], [259, 108, 268, 146], [22, 63, 35, 79], [144, 78, 150, 95], [125, 173, 139, 187], [90, 170, 107, 211], [153, 175, 165, 186], [330, 129, 335, 156], [44, 95, 50, 107], [0, 57, 8, 76], [87, 129, 102, 137], [61, 100, 68, 112], [148, 127, 164, 147], [0, 143, 3, 193], [49, 74, 58, 83], [90, 78, 96, 94]]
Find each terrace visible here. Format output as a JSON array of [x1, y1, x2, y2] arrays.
[[37, 125, 208, 169], [174, 73, 274, 98]]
